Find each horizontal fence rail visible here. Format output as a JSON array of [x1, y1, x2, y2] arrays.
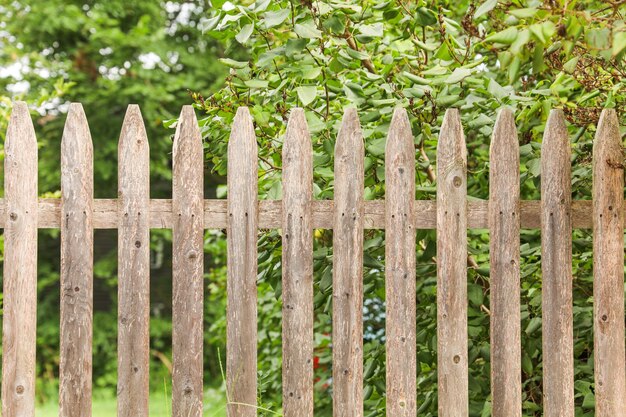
[[1, 101, 625, 417]]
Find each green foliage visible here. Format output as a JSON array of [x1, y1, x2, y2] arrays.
[[194, 0, 625, 415]]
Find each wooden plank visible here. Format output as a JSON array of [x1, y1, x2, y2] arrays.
[[117, 105, 150, 417], [282, 108, 313, 417], [1, 102, 38, 417], [171, 106, 205, 417], [332, 109, 364, 417], [541, 110, 574, 417], [226, 107, 258, 416], [489, 108, 520, 417], [385, 108, 416, 416], [59, 103, 94, 417], [0, 198, 622, 230], [592, 109, 626, 417], [436, 109, 468, 417]]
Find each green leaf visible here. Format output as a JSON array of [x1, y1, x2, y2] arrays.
[[563, 56, 579, 73], [218, 58, 248, 68], [582, 392, 595, 409], [235, 23, 254, 44], [296, 86, 317, 105], [285, 38, 309, 56], [484, 26, 518, 45], [358, 23, 383, 37], [262, 8, 290, 29], [244, 79, 269, 88], [445, 67, 472, 84], [474, 0, 497, 19], [415, 7, 437, 26], [295, 21, 322, 39], [612, 31, 626, 56], [488, 78, 508, 100], [468, 284, 484, 307], [508, 8, 537, 19]]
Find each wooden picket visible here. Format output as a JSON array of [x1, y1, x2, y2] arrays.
[[332, 109, 364, 417], [226, 107, 258, 416], [117, 105, 150, 417], [489, 108, 521, 417], [436, 109, 468, 417], [171, 105, 205, 417], [1, 101, 625, 417], [541, 110, 574, 417], [281, 108, 314, 417], [384, 108, 416, 416], [2, 102, 38, 417], [592, 109, 626, 417], [59, 103, 94, 417]]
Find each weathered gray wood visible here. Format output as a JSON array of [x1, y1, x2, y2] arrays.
[[385, 108, 416, 416], [60, 103, 94, 417], [0, 198, 625, 230], [226, 107, 258, 417], [541, 110, 574, 417], [282, 108, 313, 417], [592, 109, 626, 417], [1, 101, 38, 417], [489, 108, 520, 417], [332, 109, 364, 417], [172, 105, 204, 417], [436, 108, 468, 417], [117, 105, 150, 417]]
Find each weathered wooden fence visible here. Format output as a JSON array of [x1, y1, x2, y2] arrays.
[[1, 101, 625, 417]]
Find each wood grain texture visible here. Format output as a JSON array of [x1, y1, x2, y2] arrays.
[[541, 110, 574, 417], [0, 198, 622, 230], [436, 109, 468, 417], [592, 109, 626, 417], [282, 108, 314, 417], [385, 108, 416, 416], [332, 109, 364, 417], [1, 102, 38, 417], [489, 108, 520, 417], [172, 106, 204, 417], [117, 105, 150, 417], [60, 103, 94, 417], [226, 107, 258, 417]]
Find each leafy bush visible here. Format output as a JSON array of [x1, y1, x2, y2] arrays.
[[194, 0, 625, 415]]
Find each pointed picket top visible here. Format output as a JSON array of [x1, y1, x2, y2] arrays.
[[62, 103, 93, 151], [385, 107, 413, 157], [490, 107, 518, 160], [119, 104, 149, 156], [543, 109, 568, 150], [284, 108, 311, 156], [593, 109, 620, 158], [335, 107, 363, 156], [438, 108, 466, 162], [6, 101, 37, 154], [229, 106, 256, 149], [173, 105, 203, 163]]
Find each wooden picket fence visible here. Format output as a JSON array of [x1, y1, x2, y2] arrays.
[[1, 101, 625, 417]]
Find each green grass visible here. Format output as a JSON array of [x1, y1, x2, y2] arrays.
[[35, 388, 227, 417]]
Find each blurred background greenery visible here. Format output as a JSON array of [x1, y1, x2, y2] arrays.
[[1, 0, 625, 416]]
